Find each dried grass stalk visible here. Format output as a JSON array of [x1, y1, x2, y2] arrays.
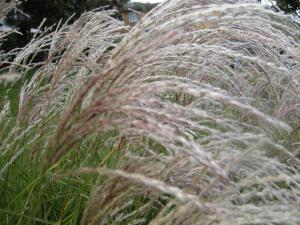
[[0, 0, 299, 224]]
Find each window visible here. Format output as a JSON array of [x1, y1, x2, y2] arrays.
[[128, 12, 140, 22]]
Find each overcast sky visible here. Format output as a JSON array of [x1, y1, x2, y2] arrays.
[[132, 0, 164, 3]]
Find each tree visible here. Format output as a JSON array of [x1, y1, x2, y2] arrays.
[[82, 0, 129, 10], [20, 0, 128, 28], [3, 0, 128, 51], [276, 0, 300, 12]]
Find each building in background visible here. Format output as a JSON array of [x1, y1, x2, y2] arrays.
[[120, 2, 158, 27]]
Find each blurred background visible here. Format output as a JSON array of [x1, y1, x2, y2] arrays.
[[1, 0, 299, 53]]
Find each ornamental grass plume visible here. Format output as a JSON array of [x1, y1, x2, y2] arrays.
[[0, 0, 300, 224]]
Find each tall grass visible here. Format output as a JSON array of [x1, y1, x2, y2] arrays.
[[0, 0, 299, 224]]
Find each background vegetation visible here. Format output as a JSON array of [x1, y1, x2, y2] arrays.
[[277, 0, 300, 12], [2, 0, 129, 51]]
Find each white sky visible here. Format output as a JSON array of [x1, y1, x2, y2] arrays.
[[131, 0, 164, 3]]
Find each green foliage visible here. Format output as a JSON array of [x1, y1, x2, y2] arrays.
[[0, 69, 35, 116], [3, 0, 129, 52], [19, 0, 128, 27], [276, 0, 300, 12]]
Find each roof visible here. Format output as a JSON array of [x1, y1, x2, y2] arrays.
[[120, 2, 158, 13]]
